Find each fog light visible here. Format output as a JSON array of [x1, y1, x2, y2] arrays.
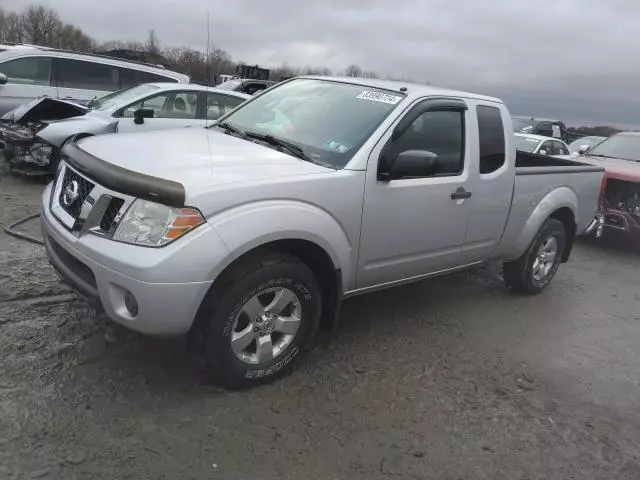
[[124, 290, 139, 317]]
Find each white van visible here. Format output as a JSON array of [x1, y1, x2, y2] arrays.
[[0, 46, 189, 116]]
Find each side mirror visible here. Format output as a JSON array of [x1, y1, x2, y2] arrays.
[[133, 108, 154, 125], [386, 150, 439, 180], [0, 73, 7, 85], [539, 149, 548, 156], [578, 145, 591, 155]]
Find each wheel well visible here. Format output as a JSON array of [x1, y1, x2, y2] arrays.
[[209, 240, 342, 332], [550, 207, 576, 262]]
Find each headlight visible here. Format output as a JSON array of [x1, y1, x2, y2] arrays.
[[113, 199, 205, 247]]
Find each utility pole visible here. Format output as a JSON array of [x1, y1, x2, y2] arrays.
[[206, 11, 211, 85]]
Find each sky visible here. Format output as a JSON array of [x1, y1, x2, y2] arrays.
[[4, 0, 640, 127]]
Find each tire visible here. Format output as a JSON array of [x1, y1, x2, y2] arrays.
[[503, 218, 566, 295], [199, 253, 321, 389]]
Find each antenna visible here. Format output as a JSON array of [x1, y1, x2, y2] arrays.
[[206, 11, 211, 84]]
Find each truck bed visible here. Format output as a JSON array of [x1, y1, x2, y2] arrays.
[[493, 150, 605, 261], [515, 151, 603, 175]]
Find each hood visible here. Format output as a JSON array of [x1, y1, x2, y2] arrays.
[[36, 112, 115, 147], [1, 97, 88, 124], [75, 128, 332, 193], [578, 155, 640, 182]]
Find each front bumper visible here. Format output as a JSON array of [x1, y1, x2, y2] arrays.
[[41, 184, 227, 335]]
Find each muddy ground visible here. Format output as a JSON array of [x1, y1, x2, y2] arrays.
[[1, 166, 640, 480]]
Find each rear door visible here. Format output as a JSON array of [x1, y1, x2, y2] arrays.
[[0, 56, 57, 114], [357, 98, 473, 288], [55, 58, 119, 104], [459, 102, 514, 263], [116, 89, 205, 133]]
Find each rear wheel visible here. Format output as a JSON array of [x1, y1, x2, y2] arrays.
[[503, 218, 566, 294], [199, 253, 321, 389]]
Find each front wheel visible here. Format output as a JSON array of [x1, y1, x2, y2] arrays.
[[199, 253, 321, 389], [503, 218, 566, 294]]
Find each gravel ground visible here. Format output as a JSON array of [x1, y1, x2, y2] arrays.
[[1, 166, 640, 480]]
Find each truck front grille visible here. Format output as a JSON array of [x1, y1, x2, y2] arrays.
[[99, 197, 125, 233], [59, 167, 94, 219], [51, 162, 131, 238]]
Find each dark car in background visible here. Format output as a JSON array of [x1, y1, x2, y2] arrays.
[[512, 116, 569, 142], [578, 132, 640, 239], [216, 78, 276, 95]]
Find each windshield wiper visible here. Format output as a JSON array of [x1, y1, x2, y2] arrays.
[[216, 122, 249, 141], [244, 131, 335, 168]]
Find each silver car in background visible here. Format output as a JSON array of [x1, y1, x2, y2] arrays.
[[0, 46, 189, 115], [1, 83, 249, 172]]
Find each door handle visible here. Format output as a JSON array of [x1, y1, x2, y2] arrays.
[[451, 188, 472, 200]]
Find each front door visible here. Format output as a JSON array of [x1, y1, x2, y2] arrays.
[[357, 99, 473, 288], [117, 90, 205, 133]]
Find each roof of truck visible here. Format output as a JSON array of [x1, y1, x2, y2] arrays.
[[299, 76, 503, 103]]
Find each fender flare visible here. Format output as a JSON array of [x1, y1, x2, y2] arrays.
[[206, 200, 354, 290], [506, 186, 577, 261]]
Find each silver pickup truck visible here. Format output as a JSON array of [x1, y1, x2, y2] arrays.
[[41, 77, 604, 388]]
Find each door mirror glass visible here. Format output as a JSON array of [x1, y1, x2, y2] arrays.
[[0, 73, 6, 85], [389, 150, 439, 179], [133, 108, 154, 125]]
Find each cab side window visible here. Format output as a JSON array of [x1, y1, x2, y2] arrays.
[[390, 110, 465, 177], [0, 57, 52, 86]]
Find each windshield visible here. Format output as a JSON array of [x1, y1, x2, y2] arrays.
[[568, 136, 606, 152], [91, 84, 160, 111], [587, 134, 640, 162], [512, 117, 536, 132], [514, 134, 540, 153], [216, 79, 406, 169], [216, 80, 242, 91]]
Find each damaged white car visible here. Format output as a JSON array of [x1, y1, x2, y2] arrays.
[[0, 83, 249, 174]]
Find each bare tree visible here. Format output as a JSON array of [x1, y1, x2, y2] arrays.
[[345, 64, 363, 77], [100, 39, 145, 51], [21, 5, 61, 46], [56, 24, 92, 51], [362, 70, 379, 79], [145, 29, 161, 55]]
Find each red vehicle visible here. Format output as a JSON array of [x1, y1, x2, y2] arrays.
[[578, 132, 640, 238]]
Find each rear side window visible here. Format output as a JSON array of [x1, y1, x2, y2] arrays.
[[0, 56, 52, 86], [119, 68, 178, 89], [477, 105, 506, 174], [57, 59, 119, 91]]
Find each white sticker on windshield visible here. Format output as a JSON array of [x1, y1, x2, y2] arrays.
[[356, 91, 402, 105]]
